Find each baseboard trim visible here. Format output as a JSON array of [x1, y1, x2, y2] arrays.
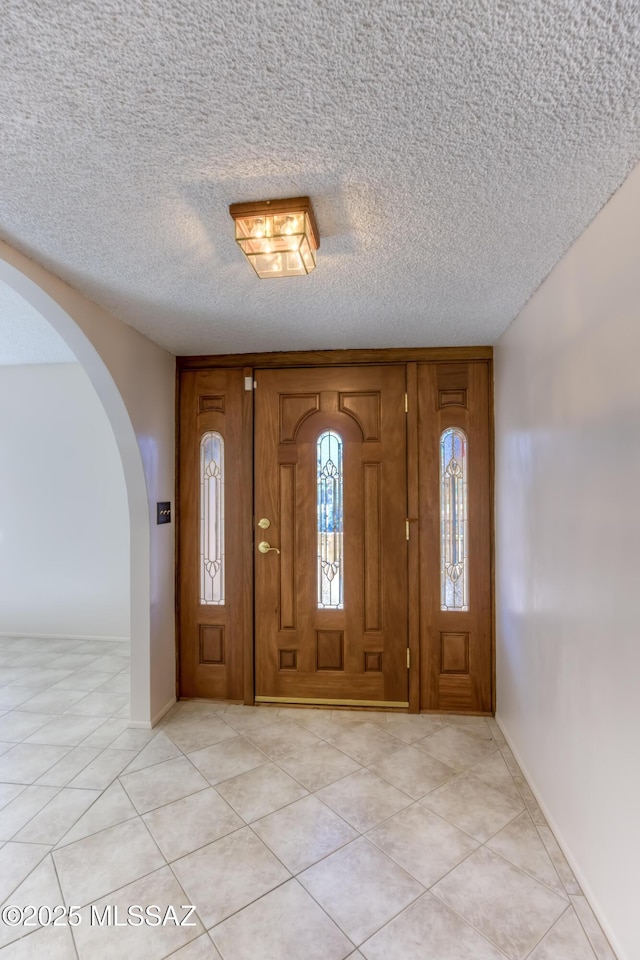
[[0, 632, 129, 643], [128, 696, 177, 730], [495, 713, 626, 960]]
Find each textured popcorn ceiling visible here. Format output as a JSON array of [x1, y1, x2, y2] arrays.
[[1, 1, 639, 355], [0, 282, 77, 365]]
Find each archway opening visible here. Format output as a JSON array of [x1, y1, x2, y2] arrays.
[[0, 264, 152, 724]]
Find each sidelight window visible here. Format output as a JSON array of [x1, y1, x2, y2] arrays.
[[200, 432, 225, 604], [440, 427, 469, 611], [317, 430, 344, 609]]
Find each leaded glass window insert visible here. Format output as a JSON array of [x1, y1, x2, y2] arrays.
[[440, 427, 469, 611], [317, 430, 344, 609], [200, 432, 225, 605]]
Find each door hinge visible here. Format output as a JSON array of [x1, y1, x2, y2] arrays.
[[406, 648, 411, 669], [404, 392, 408, 413], [405, 518, 410, 540]]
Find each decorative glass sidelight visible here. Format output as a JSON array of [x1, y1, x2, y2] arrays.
[[440, 427, 469, 611], [317, 430, 344, 609], [200, 432, 225, 604]]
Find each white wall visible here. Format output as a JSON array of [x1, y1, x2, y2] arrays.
[[494, 161, 640, 960], [0, 245, 176, 726], [0, 363, 129, 639]]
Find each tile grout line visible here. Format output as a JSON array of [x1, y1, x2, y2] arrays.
[[35, 723, 565, 957], [1, 670, 615, 958], [165, 844, 299, 950], [0, 841, 56, 932], [1, 783, 68, 844], [292, 865, 419, 952], [426, 832, 573, 957], [570, 894, 618, 960], [521, 903, 595, 960], [50, 848, 82, 960], [427, 880, 522, 959]]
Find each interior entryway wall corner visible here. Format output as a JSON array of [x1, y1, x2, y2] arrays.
[[0, 241, 176, 727]]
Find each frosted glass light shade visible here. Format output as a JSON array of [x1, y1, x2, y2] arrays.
[[229, 197, 319, 278]]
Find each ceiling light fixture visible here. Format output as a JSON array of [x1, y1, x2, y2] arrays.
[[229, 196, 319, 278]]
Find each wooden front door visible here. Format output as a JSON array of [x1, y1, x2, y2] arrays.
[[417, 362, 493, 712], [177, 351, 494, 714], [178, 368, 252, 701], [254, 366, 409, 706]]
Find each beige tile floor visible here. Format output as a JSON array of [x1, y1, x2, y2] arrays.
[[0, 637, 617, 959]]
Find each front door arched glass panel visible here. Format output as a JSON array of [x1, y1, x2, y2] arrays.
[[317, 430, 344, 609], [200, 431, 225, 604], [440, 427, 468, 611]]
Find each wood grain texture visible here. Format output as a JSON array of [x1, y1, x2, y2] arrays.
[[438, 388, 467, 408], [199, 395, 225, 413], [177, 368, 248, 700], [339, 391, 381, 440], [177, 347, 493, 370], [241, 367, 255, 704], [363, 462, 382, 633], [279, 463, 297, 630], [254, 365, 409, 705], [440, 631, 470, 674], [316, 631, 344, 671], [279, 394, 320, 442], [199, 624, 225, 664], [417, 361, 493, 713], [364, 651, 383, 672], [177, 353, 493, 715], [438, 675, 474, 711], [406, 362, 420, 713], [279, 649, 298, 670]]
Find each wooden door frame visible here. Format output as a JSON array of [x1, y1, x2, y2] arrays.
[[176, 346, 494, 713]]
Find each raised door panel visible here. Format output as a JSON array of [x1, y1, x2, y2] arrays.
[[254, 365, 409, 706]]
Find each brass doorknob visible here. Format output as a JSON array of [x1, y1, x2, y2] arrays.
[[258, 541, 280, 555], [257, 517, 271, 529]]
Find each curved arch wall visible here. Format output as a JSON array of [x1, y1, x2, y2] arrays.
[[0, 241, 176, 726]]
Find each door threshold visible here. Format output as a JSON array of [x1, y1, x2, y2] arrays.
[[255, 695, 409, 708]]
